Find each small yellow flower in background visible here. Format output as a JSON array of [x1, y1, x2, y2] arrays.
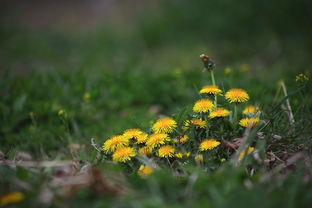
[[225, 88, 249, 103], [123, 128, 144, 141], [0, 192, 24, 206], [175, 152, 183, 159], [152, 117, 177, 133], [199, 85, 223, 95], [224, 67, 232, 74], [102, 135, 129, 152], [209, 108, 230, 118], [238, 147, 255, 160], [193, 99, 214, 113], [174, 68, 182, 75], [183, 119, 206, 130], [195, 154, 204, 165], [199, 139, 221, 151], [58, 109, 66, 116], [243, 105, 259, 115], [138, 146, 153, 156], [239, 118, 260, 128], [158, 145, 175, 158], [83, 92, 91, 100], [239, 64, 249, 72], [138, 165, 153, 177], [295, 73, 309, 82], [112, 147, 136, 162], [179, 134, 189, 143], [146, 133, 170, 148], [221, 158, 226, 162]]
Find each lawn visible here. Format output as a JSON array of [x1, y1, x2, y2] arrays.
[[1, 1, 312, 207]]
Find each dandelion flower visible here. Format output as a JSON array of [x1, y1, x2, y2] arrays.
[[135, 133, 149, 144], [239, 118, 260, 128], [83, 92, 91, 100], [112, 147, 136, 162], [0, 192, 24, 206], [146, 133, 170, 148], [175, 152, 183, 159], [224, 67, 232, 74], [295, 73, 309, 82], [102, 135, 129, 152], [138, 165, 153, 177], [209, 108, 230, 118], [123, 128, 143, 140], [195, 154, 204, 165], [199, 139, 221, 151], [193, 99, 214, 113], [199, 85, 223, 95], [152, 117, 177, 133], [183, 119, 206, 130], [225, 89, 249, 103], [243, 105, 259, 115], [238, 147, 255, 160], [179, 134, 189, 143], [158, 145, 175, 158], [138, 146, 153, 156]]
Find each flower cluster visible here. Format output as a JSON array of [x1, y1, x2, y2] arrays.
[[99, 55, 262, 177]]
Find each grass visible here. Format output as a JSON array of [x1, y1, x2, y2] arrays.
[[1, 1, 312, 206], [1, 56, 311, 207]]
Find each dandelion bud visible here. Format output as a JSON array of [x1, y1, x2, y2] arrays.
[[200, 54, 215, 71]]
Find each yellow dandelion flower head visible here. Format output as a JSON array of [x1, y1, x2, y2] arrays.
[[243, 105, 259, 115], [183, 119, 206, 130], [83, 92, 91, 100], [193, 99, 214, 113], [238, 147, 255, 160], [102, 135, 129, 153], [152, 117, 177, 133], [158, 145, 175, 158], [225, 88, 249, 103], [179, 134, 189, 143], [146, 133, 170, 148], [221, 158, 226, 162], [112, 147, 136, 162], [295, 73, 309, 82], [224, 67, 232, 74], [199, 85, 223, 95], [123, 128, 143, 139], [138, 146, 153, 156], [195, 154, 204, 165], [239, 118, 260, 128], [135, 133, 149, 144], [0, 192, 24, 206], [175, 152, 183, 159], [209, 108, 230, 118], [138, 165, 153, 177], [199, 138, 221, 151]]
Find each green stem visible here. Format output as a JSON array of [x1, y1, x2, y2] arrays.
[[210, 70, 217, 107], [234, 104, 238, 128]]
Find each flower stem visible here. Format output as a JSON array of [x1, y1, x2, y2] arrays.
[[210, 70, 217, 107], [234, 104, 238, 127]]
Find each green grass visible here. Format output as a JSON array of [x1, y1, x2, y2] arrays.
[[1, 1, 312, 206]]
